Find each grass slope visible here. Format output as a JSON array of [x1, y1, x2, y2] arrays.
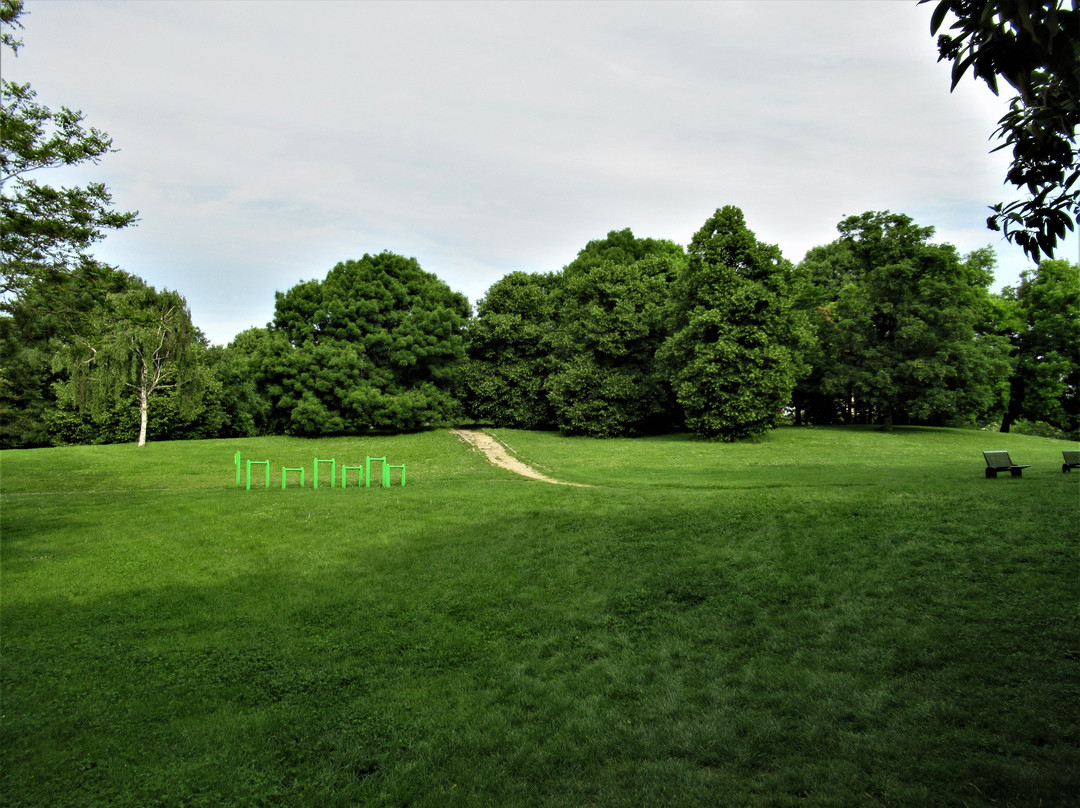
[[2, 428, 1078, 807]]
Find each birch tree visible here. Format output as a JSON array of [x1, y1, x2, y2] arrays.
[[61, 285, 205, 446]]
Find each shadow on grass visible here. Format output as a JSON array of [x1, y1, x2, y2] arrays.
[[3, 486, 1078, 808]]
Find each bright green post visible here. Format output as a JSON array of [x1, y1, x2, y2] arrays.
[[386, 463, 406, 487], [281, 467, 305, 489], [341, 465, 363, 487], [314, 458, 335, 489], [246, 460, 270, 490], [366, 456, 387, 488], [235, 450, 242, 486]]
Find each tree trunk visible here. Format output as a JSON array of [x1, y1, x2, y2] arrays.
[[881, 406, 894, 431], [138, 361, 149, 447], [138, 387, 148, 447], [1000, 375, 1024, 433]]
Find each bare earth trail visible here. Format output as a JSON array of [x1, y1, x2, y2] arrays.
[[450, 429, 590, 487]]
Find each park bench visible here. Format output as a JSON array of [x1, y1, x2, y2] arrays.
[[1063, 450, 1080, 473], [983, 450, 1031, 478]]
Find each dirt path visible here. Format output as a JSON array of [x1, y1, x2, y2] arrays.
[[450, 429, 588, 486]]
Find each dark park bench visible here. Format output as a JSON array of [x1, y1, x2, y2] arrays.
[[983, 451, 1031, 478], [1063, 450, 1080, 473]]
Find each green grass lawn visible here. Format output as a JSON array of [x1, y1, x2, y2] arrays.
[[2, 427, 1078, 807]]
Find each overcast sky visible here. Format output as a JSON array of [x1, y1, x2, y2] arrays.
[[8, 0, 1077, 345]]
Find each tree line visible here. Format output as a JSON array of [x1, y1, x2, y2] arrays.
[[2, 0, 1077, 447], [3, 204, 1077, 448], [458, 213, 1078, 440]]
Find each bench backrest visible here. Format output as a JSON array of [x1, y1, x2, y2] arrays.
[[984, 450, 1013, 468], [1064, 450, 1080, 465]]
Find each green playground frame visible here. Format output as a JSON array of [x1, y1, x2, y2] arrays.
[[236, 452, 405, 490]]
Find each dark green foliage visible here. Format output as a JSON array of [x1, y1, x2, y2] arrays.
[[547, 253, 682, 436], [561, 227, 686, 274], [459, 271, 560, 429], [263, 252, 470, 435], [214, 328, 292, 437], [798, 212, 1013, 428], [44, 379, 224, 446], [659, 207, 810, 440], [56, 284, 211, 446], [0, 1, 137, 304], [1000, 259, 1080, 436], [789, 242, 861, 424], [461, 230, 687, 437], [923, 0, 1079, 260], [0, 261, 142, 448]]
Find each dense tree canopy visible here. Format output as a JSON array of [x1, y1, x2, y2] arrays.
[[800, 211, 1014, 428], [458, 271, 560, 429], [0, 0, 137, 306], [0, 261, 138, 446], [253, 252, 470, 435], [923, 0, 1079, 260], [546, 232, 684, 437], [659, 207, 810, 440], [460, 229, 687, 437], [1000, 259, 1080, 434], [57, 284, 208, 446]]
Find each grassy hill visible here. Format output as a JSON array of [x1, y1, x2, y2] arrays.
[[2, 427, 1078, 807]]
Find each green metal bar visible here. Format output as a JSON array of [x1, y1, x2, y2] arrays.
[[246, 460, 270, 490], [281, 467, 305, 489], [387, 463, 406, 487], [366, 457, 387, 488], [235, 450, 242, 486], [341, 465, 363, 487], [314, 458, 335, 489]]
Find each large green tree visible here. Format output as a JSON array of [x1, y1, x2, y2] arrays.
[[269, 252, 469, 435], [658, 206, 810, 441], [546, 230, 684, 437], [0, 0, 137, 305], [459, 271, 560, 429], [999, 258, 1080, 435], [790, 240, 862, 425], [0, 0, 142, 447], [213, 327, 290, 437], [923, 0, 1079, 260], [57, 284, 208, 446], [0, 260, 137, 446], [812, 211, 1013, 428]]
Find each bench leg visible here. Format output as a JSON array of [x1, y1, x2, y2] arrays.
[[985, 468, 997, 478], [1010, 468, 1023, 478]]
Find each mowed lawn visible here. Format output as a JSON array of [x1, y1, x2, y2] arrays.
[[1, 427, 1078, 807]]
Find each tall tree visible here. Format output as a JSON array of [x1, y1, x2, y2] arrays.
[[459, 271, 560, 429], [270, 252, 469, 435], [0, 0, 137, 305], [922, 0, 1079, 260], [0, 260, 138, 447], [546, 231, 684, 437], [790, 241, 862, 425], [816, 211, 1013, 428], [214, 327, 289, 437], [658, 206, 810, 441], [58, 285, 207, 446], [999, 259, 1080, 435], [0, 0, 141, 447]]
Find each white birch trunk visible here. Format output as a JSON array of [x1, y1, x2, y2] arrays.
[[138, 365, 149, 447]]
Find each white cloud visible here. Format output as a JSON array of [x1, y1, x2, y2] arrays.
[[9, 0, 1075, 345]]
